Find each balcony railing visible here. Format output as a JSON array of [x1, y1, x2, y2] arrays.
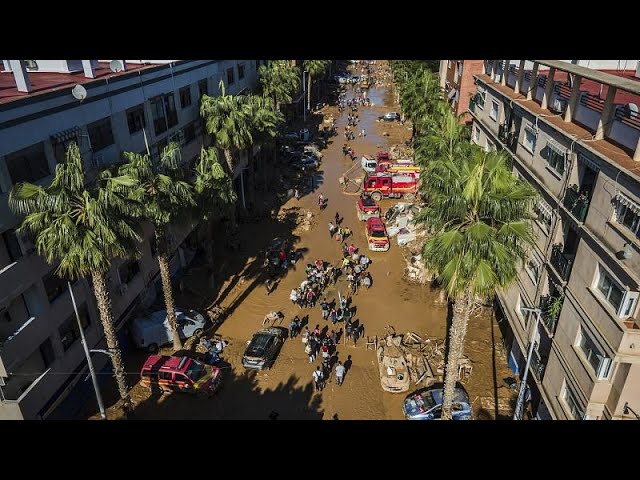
[[550, 244, 574, 282], [530, 349, 546, 381], [539, 295, 563, 335], [498, 124, 518, 153], [563, 186, 590, 222]]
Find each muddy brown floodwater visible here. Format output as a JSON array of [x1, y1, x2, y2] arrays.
[[89, 61, 517, 421]]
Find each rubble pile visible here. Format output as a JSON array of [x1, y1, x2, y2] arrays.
[[389, 143, 414, 160]]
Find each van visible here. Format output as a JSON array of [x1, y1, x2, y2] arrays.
[[131, 308, 208, 353], [361, 154, 377, 173]]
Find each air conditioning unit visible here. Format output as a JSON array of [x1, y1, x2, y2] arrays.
[[118, 283, 128, 296], [92, 153, 104, 168], [552, 98, 567, 113]]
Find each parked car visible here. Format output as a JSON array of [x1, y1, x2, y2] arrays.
[[403, 386, 472, 420], [131, 308, 208, 353], [242, 327, 287, 370], [140, 354, 222, 397], [379, 112, 401, 122], [356, 196, 380, 221], [292, 156, 319, 170]]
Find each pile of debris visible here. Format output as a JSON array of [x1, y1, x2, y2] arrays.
[[389, 143, 414, 161], [403, 252, 431, 284], [277, 207, 315, 233], [385, 202, 425, 247]]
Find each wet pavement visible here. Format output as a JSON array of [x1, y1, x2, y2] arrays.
[[88, 61, 517, 420]]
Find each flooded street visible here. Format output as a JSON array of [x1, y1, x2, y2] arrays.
[[90, 61, 517, 420]]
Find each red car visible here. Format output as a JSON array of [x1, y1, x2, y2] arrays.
[[140, 355, 222, 397], [366, 217, 390, 252], [356, 196, 381, 221]]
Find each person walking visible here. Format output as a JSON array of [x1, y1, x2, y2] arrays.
[[289, 316, 299, 339], [329, 221, 336, 239], [294, 188, 301, 200], [347, 243, 356, 257], [335, 211, 340, 226], [335, 361, 346, 386], [313, 366, 324, 392], [320, 298, 329, 320], [318, 193, 324, 209], [308, 336, 317, 363], [329, 307, 337, 325]]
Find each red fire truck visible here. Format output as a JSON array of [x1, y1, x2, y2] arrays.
[[362, 172, 419, 201]]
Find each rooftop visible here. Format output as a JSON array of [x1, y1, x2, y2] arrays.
[[475, 73, 640, 181], [0, 62, 157, 105]]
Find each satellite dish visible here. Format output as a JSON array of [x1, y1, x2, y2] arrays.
[[71, 84, 88, 101], [625, 103, 639, 118], [109, 60, 123, 73]]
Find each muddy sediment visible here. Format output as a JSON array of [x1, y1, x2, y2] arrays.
[[89, 61, 516, 421]]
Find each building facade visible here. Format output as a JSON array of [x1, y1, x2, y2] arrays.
[[438, 60, 484, 123], [0, 59, 261, 419], [465, 59, 640, 419]]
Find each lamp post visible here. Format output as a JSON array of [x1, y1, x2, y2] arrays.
[[68, 281, 106, 420], [513, 307, 542, 420], [623, 402, 640, 420], [302, 70, 308, 123]]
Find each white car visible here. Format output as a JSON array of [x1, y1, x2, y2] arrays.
[[130, 308, 208, 353]]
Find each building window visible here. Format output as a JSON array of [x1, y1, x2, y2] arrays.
[[198, 79, 208, 98], [595, 265, 638, 318], [1, 229, 23, 264], [485, 139, 495, 153], [238, 64, 245, 80], [533, 200, 553, 233], [544, 141, 566, 176], [490, 100, 499, 121], [227, 67, 235, 85], [88, 118, 115, 152], [53, 136, 81, 165], [58, 305, 90, 352], [126, 105, 146, 134], [39, 338, 55, 368], [43, 272, 67, 304], [5, 143, 50, 184], [475, 91, 485, 110], [526, 257, 541, 284], [118, 259, 140, 285], [150, 94, 178, 136], [473, 125, 480, 144], [561, 382, 584, 420], [179, 86, 192, 109], [613, 193, 640, 239], [515, 294, 530, 328], [523, 127, 537, 154], [183, 123, 196, 144], [576, 328, 612, 380]]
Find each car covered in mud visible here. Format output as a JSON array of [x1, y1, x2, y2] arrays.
[[377, 334, 410, 393], [140, 354, 222, 397], [366, 217, 390, 251], [403, 386, 472, 420], [356, 196, 381, 221], [242, 327, 287, 370], [379, 112, 401, 122]]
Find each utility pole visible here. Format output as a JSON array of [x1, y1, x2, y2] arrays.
[[68, 281, 106, 420], [513, 307, 542, 420]]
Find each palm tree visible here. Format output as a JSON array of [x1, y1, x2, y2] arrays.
[[8, 143, 141, 408], [200, 80, 252, 173], [416, 146, 537, 419], [303, 60, 331, 112], [192, 146, 237, 267], [118, 143, 195, 351], [259, 60, 300, 112]]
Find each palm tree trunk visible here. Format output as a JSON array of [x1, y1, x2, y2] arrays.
[[223, 149, 234, 174], [307, 74, 312, 113], [91, 271, 129, 407], [156, 231, 182, 350], [441, 290, 474, 420]]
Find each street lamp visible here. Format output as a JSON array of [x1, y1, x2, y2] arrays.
[[513, 307, 542, 420], [68, 281, 106, 420], [302, 70, 308, 123], [623, 402, 640, 420]]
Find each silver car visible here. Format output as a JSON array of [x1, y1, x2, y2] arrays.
[[403, 386, 472, 420], [130, 308, 208, 353]]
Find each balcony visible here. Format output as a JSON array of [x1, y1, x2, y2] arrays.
[[498, 123, 518, 153], [563, 186, 590, 222], [539, 295, 563, 335], [550, 244, 574, 282], [530, 349, 546, 381]]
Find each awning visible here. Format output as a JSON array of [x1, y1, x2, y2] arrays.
[[50, 126, 82, 144], [536, 199, 554, 218], [546, 140, 566, 157], [615, 192, 640, 214], [578, 152, 600, 172]]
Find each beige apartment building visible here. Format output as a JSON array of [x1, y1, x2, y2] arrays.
[[0, 60, 263, 419], [464, 59, 640, 419]]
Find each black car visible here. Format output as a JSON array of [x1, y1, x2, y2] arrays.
[[242, 327, 287, 370]]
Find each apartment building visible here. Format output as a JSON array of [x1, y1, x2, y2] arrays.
[[0, 59, 261, 420], [438, 60, 484, 123], [465, 59, 640, 419]]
